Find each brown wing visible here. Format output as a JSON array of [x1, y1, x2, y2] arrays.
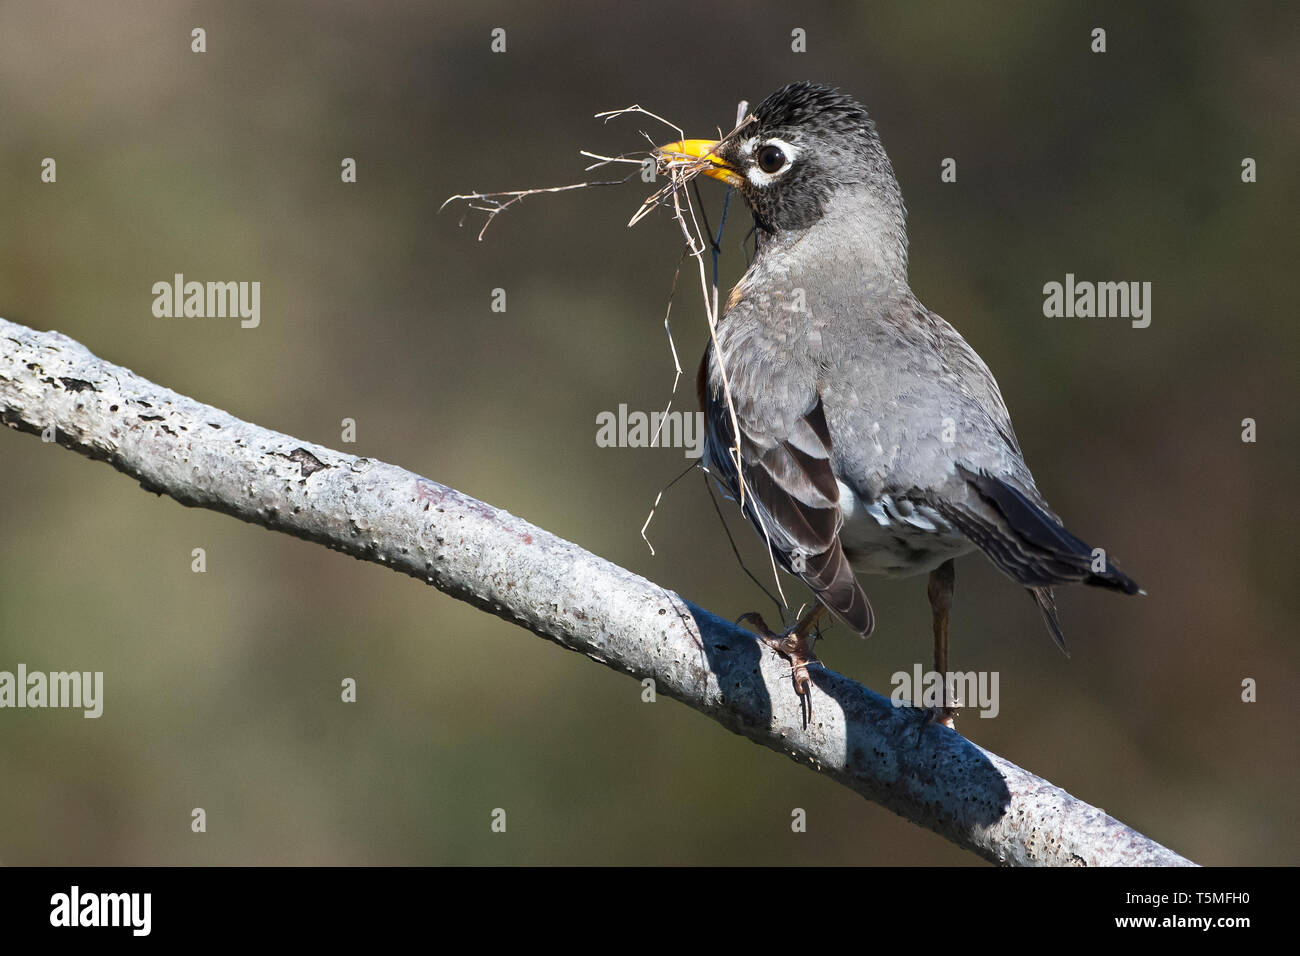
[[698, 349, 874, 636]]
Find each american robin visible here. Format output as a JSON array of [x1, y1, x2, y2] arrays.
[[657, 82, 1140, 725]]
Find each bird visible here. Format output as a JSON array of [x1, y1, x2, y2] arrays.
[[655, 82, 1140, 725]]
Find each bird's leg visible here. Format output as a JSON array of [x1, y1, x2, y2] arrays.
[[736, 604, 825, 725], [927, 559, 957, 728]]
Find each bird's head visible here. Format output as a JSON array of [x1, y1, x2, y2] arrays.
[[657, 82, 905, 238]]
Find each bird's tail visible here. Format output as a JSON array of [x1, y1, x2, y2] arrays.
[[956, 465, 1141, 593], [1030, 587, 1069, 655], [946, 466, 1142, 652]]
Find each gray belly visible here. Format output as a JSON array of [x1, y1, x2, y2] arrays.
[[836, 480, 975, 577]]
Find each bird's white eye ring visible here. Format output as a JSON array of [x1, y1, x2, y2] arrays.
[[744, 138, 798, 188]]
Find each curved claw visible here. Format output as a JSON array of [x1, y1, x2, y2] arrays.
[[919, 705, 957, 731], [736, 609, 822, 726]]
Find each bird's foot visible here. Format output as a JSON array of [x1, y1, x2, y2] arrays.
[[919, 705, 958, 731], [902, 704, 959, 750], [736, 610, 821, 726]]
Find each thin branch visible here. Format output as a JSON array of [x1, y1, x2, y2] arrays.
[[440, 174, 637, 241], [439, 102, 703, 241], [0, 317, 1195, 867]]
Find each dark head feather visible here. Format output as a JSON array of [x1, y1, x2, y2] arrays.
[[717, 82, 906, 244]]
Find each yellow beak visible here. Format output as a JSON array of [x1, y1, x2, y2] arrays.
[[655, 138, 744, 188]]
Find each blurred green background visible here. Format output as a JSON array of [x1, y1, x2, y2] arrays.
[[1, 0, 1296, 865]]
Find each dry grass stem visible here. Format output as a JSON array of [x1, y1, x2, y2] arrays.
[[443, 103, 790, 613]]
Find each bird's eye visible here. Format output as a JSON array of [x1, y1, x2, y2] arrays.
[[757, 143, 788, 174]]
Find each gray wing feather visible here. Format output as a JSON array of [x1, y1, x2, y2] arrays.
[[700, 349, 874, 636]]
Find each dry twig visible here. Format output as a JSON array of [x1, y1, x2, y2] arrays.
[[441, 103, 792, 616]]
